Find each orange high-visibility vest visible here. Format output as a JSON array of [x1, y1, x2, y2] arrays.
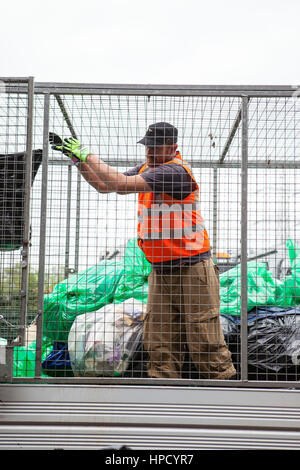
[[137, 152, 211, 263]]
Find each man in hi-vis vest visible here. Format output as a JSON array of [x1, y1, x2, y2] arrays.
[[50, 123, 236, 380]]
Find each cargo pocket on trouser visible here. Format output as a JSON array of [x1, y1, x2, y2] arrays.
[[185, 312, 236, 379]]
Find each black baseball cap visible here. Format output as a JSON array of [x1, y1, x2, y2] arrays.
[[138, 122, 178, 147]]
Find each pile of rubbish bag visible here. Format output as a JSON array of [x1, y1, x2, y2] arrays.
[[219, 239, 300, 315], [219, 306, 300, 380], [43, 238, 300, 343], [12, 238, 300, 379], [68, 298, 146, 377], [43, 238, 150, 343]]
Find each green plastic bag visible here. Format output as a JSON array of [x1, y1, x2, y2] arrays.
[[219, 240, 300, 315], [275, 276, 299, 306], [13, 337, 53, 377], [113, 239, 151, 304], [122, 238, 152, 279], [219, 262, 272, 287], [43, 259, 124, 342], [219, 262, 277, 316], [114, 276, 149, 304], [287, 238, 300, 301], [274, 239, 300, 307], [42, 239, 151, 343]]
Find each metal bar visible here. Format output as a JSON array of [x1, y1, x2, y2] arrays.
[[4, 343, 14, 381], [54, 94, 77, 139], [47, 89, 300, 98], [64, 165, 72, 278], [212, 167, 218, 262], [47, 159, 300, 169], [53, 94, 81, 273], [3, 376, 300, 389], [219, 99, 249, 163], [37, 83, 300, 91], [240, 96, 249, 382], [237, 248, 277, 261], [35, 93, 50, 377], [0, 77, 34, 83], [2, 82, 299, 97], [19, 77, 34, 346], [74, 171, 81, 273]]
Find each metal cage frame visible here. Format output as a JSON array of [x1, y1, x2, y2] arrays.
[[0, 77, 299, 388]]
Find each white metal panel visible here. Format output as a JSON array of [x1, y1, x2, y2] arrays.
[[1, 385, 300, 449], [2, 425, 300, 450]]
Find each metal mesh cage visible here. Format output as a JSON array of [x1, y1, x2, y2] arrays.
[[0, 81, 299, 385]]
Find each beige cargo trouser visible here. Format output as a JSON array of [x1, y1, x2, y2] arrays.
[[143, 258, 236, 379]]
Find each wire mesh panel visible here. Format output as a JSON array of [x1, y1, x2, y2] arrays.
[[35, 94, 241, 381], [244, 97, 300, 381], [0, 79, 35, 353], [0, 83, 299, 385]]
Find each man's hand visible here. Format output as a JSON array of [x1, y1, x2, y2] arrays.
[[49, 132, 91, 163]]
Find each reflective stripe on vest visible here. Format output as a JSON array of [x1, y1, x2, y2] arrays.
[[138, 203, 206, 240]]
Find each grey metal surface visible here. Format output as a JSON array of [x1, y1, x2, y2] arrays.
[[1, 384, 300, 449], [4, 82, 299, 97], [0, 77, 33, 83], [1, 83, 298, 103], [74, 171, 81, 273], [2, 425, 300, 450], [3, 345, 14, 382], [34, 93, 50, 376], [64, 164, 73, 278], [240, 97, 249, 381], [19, 77, 34, 347], [3, 375, 300, 388], [212, 167, 218, 261]]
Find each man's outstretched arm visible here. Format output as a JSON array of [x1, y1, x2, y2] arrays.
[[82, 153, 151, 194], [50, 133, 151, 195], [78, 162, 113, 193]]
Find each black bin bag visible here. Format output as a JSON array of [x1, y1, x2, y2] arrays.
[[221, 307, 300, 381], [247, 310, 300, 381], [0, 149, 43, 251]]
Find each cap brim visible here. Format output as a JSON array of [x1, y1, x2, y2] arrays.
[[137, 137, 158, 147], [137, 137, 164, 147]]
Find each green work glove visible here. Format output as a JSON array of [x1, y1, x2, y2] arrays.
[[59, 137, 91, 162], [49, 132, 91, 163]]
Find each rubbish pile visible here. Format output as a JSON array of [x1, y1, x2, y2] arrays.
[[219, 238, 300, 315], [42, 238, 150, 343], [68, 298, 146, 377], [12, 238, 300, 380]]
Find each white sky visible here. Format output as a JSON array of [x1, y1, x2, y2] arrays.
[[1, 0, 299, 85]]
